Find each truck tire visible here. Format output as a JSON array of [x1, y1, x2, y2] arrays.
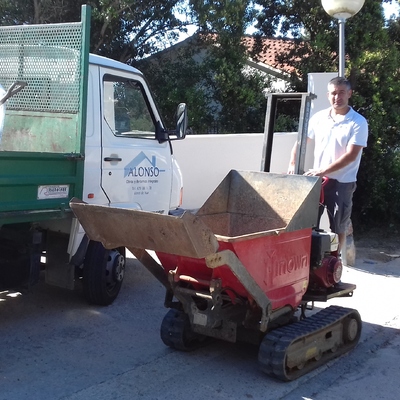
[[83, 241, 125, 305]]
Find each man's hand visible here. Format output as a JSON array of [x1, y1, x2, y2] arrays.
[[287, 163, 295, 174], [304, 169, 325, 177]]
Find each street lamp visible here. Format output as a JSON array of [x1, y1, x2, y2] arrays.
[[321, 0, 365, 77]]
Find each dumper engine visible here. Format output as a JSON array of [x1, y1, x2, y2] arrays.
[[309, 230, 343, 289]]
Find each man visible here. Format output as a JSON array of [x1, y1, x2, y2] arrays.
[[288, 76, 368, 260]]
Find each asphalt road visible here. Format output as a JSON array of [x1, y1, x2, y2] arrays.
[[0, 250, 399, 400]]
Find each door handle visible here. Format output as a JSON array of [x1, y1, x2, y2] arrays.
[[104, 156, 122, 162]]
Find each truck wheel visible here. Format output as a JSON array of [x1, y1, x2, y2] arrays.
[[160, 309, 206, 351], [83, 241, 125, 306]]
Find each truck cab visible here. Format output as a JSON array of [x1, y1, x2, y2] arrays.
[[85, 54, 183, 213]]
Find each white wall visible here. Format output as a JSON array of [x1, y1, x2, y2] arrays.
[[173, 134, 261, 209], [173, 132, 313, 209]]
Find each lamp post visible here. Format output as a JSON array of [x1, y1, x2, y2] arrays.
[[321, 0, 365, 77]]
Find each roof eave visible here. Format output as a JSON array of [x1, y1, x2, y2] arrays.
[[245, 58, 291, 81]]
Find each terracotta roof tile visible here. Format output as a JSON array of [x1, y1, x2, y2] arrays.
[[241, 36, 297, 73]]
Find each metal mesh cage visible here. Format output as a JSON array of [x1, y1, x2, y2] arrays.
[[0, 22, 82, 113]]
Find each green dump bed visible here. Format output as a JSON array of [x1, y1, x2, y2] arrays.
[[0, 7, 90, 226]]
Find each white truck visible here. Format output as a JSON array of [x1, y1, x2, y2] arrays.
[[0, 5, 187, 305]]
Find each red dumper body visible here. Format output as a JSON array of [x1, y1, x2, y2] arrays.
[[157, 227, 312, 311]]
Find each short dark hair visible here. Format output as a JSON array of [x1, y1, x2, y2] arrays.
[[328, 76, 352, 90]]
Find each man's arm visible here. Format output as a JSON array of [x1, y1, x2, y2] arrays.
[[287, 138, 312, 174], [303, 144, 364, 177]]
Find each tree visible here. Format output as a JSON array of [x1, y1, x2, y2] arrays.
[[0, 0, 193, 63], [138, 42, 216, 133], [190, 0, 269, 133], [350, 14, 400, 229], [199, 37, 271, 133], [0, 0, 82, 24], [89, 0, 191, 62], [253, 0, 400, 230]]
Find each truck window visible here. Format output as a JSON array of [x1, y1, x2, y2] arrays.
[[103, 75, 155, 139]]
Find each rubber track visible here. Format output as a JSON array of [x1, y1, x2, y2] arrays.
[[259, 305, 361, 381]]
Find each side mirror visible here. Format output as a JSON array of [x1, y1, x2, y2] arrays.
[[175, 103, 187, 139]]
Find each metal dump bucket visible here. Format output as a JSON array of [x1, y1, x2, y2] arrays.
[[195, 170, 321, 240], [70, 170, 321, 258]]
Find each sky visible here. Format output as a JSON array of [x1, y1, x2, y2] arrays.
[[384, 1, 400, 19]]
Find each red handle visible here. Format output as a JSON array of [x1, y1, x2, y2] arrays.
[[320, 177, 329, 204]]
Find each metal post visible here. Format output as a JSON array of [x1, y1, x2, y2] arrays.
[[260, 94, 278, 172], [338, 17, 346, 77]]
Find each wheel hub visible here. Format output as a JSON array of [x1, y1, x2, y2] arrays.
[[345, 318, 359, 342], [106, 250, 125, 285]]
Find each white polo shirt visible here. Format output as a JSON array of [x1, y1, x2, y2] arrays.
[[308, 106, 368, 183]]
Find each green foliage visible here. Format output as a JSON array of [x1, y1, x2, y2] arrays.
[[201, 34, 270, 133], [0, 0, 83, 24], [182, 0, 268, 133], [89, 0, 187, 62], [274, 114, 298, 132], [190, 0, 256, 34], [138, 44, 215, 133], [350, 37, 400, 228]]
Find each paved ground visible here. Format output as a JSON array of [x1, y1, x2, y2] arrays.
[[0, 244, 399, 400]]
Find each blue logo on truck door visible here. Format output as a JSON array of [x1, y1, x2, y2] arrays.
[[124, 151, 167, 197], [124, 152, 165, 178]]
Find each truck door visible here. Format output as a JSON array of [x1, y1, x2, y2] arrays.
[[100, 69, 173, 213]]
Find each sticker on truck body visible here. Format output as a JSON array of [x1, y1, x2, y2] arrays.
[[37, 185, 70, 199]]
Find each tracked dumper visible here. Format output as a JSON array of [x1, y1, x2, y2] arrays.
[[70, 170, 361, 381]]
